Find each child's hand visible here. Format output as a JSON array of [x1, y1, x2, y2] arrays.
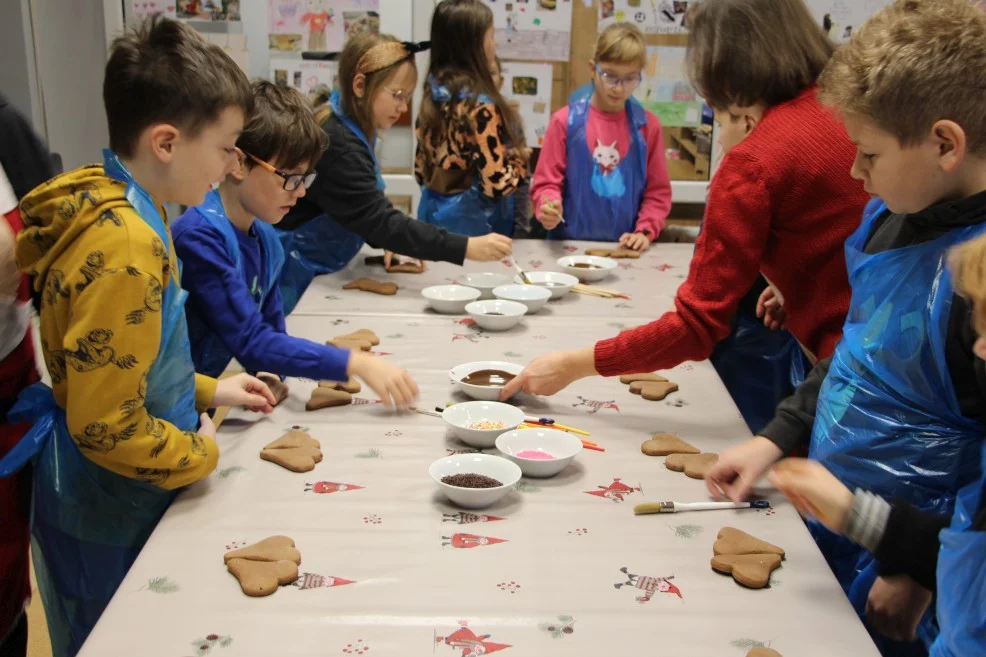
[[213, 373, 276, 413], [756, 285, 787, 330], [198, 412, 217, 439], [465, 233, 513, 262], [537, 200, 563, 230], [619, 232, 651, 252], [767, 458, 853, 533], [866, 575, 933, 642], [348, 351, 419, 409], [499, 347, 597, 400], [704, 436, 783, 502], [384, 251, 427, 272]]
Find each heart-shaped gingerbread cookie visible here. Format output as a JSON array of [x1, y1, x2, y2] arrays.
[[641, 433, 700, 456], [257, 374, 289, 406], [711, 553, 783, 589], [619, 373, 668, 384], [713, 527, 785, 558], [224, 535, 302, 564], [224, 535, 302, 598], [665, 452, 718, 479], [319, 378, 362, 394], [260, 431, 323, 472], [335, 329, 380, 346], [639, 381, 679, 401], [747, 648, 783, 657], [306, 387, 353, 411]]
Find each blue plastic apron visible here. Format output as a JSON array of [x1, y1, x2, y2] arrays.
[[549, 84, 647, 242], [809, 199, 986, 652], [185, 189, 284, 377], [277, 89, 380, 315], [417, 77, 514, 238], [0, 150, 200, 657], [930, 439, 986, 657]]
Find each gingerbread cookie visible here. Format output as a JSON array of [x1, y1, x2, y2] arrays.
[[639, 381, 679, 401], [306, 387, 353, 411], [619, 373, 668, 384], [584, 248, 640, 259], [260, 431, 323, 472], [747, 649, 783, 657], [319, 378, 362, 394], [257, 374, 288, 406], [334, 329, 380, 346], [711, 553, 782, 589], [224, 535, 301, 598], [665, 452, 719, 479], [641, 433, 700, 456], [713, 527, 785, 558], [364, 255, 425, 274], [585, 248, 614, 257], [343, 278, 398, 295]]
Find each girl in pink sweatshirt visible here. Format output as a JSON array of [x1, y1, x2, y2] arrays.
[[531, 23, 672, 250]]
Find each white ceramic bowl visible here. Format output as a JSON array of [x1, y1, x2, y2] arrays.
[[459, 272, 513, 299], [513, 271, 578, 299], [556, 255, 618, 282], [443, 401, 526, 448], [422, 285, 482, 314], [449, 360, 524, 401], [495, 428, 583, 478], [492, 284, 552, 313], [465, 299, 527, 331], [429, 454, 522, 509]]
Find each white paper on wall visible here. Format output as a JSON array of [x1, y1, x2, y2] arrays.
[[599, 0, 691, 35], [499, 62, 553, 147], [267, 0, 379, 53], [202, 33, 250, 74], [127, 0, 177, 21], [270, 58, 339, 96], [486, 0, 572, 62], [806, 0, 893, 42], [633, 46, 704, 128]]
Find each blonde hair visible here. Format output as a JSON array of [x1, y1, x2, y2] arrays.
[[594, 23, 646, 68], [951, 234, 986, 337], [819, 0, 986, 154]]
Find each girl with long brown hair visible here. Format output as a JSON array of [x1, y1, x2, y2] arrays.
[[278, 31, 512, 313], [415, 0, 529, 237]]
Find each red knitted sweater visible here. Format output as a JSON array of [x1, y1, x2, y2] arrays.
[[595, 86, 870, 376]]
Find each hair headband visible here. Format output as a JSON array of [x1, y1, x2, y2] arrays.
[[356, 40, 431, 75]]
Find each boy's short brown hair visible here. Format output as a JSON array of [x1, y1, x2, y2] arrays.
[[238, 81, 327, 171], [686, 0, 834, 110], [595, 23, 647, 69], [104, 16, 252, 158], [950, 233, 986, 336], [818, 0, 986, 155]]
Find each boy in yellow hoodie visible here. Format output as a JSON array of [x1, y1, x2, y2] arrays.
[[0, 17, 276, 657]]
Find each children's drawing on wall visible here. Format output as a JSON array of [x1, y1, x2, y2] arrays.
[[268, 0, 379, 53], [499, 62, 552, 147], [201, 33, 250, 74], [483, 0, 572, 61], [270, 59, 339, 96], [807, 1, 893, 43], [177, 0, 240, 21], [600, 0, 689, 34], [128, 0, 177, 21]]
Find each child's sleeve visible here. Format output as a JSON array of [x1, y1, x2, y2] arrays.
[[634, 117, 672, 239], [63, 267, 218, 490], [759, 357, 830, 453], [176, 222, 350, 382], [194, 374, 217, 412], [468, 102, 527, 199], [529, 109, 568, 211]]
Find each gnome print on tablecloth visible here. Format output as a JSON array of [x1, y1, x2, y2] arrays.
[[585, 478, 641, 503], [442, 533, 508, 549], [443, 512, 505, 525], [304, 481, 364, 494], [614, 567, 682, 603], [436, 623, 511, 656], [572, 396, 620, 414], [292, 572, 355, 591]]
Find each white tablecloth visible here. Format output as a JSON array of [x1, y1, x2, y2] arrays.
[[79, 242, 879, 657]]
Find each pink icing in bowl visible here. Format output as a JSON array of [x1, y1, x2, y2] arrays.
[[515, 449, 555, 460]]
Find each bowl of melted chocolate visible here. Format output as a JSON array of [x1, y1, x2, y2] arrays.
[[557, 255, 618, 282], [465, 299, 527, 331], [449, 361, 525, 401], [510, 272, 578, 299]]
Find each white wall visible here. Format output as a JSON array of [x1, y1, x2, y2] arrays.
[[0, 0, 45, 135]]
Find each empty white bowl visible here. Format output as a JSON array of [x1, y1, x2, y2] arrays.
[[429, 454, 522, 509], [496, 428, 583, 478], [449, 360, 524, 401], [459, 272, 513, 299], [556, 255, 618, 282], [443, 401, 526, 448], [513, 271, 578, 299], [465, 299, 527, 331], [422, 285, 482, 314], [493, 284, 552, 313]]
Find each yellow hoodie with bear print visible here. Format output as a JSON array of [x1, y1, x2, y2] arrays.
[[16, 164, 218, 489]]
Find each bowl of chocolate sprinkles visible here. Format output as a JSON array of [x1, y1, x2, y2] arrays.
[[429, 454, 522, 509]]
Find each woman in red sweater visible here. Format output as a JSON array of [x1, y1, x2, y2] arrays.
[[501, 0, 869, 401]]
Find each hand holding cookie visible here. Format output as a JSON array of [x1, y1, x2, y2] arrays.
[[768, 458, 853, 533], [212, 373, 277, 414], [618, 231, 652, 252], [704, 436, 783, 502], [348, 351, 419, 409], [465, 233, 513, 262]]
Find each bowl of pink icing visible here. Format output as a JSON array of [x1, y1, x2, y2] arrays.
[[496, 428, 582, 477]]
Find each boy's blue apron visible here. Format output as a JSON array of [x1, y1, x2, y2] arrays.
[[277, 90, 379, 315], [809, 199, 986, 654], [417, 77, 514, 238], [549, 84, 647, 242], [184, 189, 284, 378], [930, 438, 986, 657], [0, 150, 200, 657]]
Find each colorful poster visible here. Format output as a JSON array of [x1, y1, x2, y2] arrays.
[[500, 62, 553, 147], [268, 0, 380, 53], [599, 0, 691, 35], [806, 1, 893, 42], [270, 58, 339, 97], [486, 0, 573, 62], [127, 0, 177, 21], [203, 33, 250, 75], [177, 0, 241, 21], [634, 46, 703, 128]]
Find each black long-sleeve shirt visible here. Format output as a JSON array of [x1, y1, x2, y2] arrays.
[[280, 113, 469, 264]]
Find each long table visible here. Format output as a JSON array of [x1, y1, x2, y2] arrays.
[[78, 241, 879, 657]]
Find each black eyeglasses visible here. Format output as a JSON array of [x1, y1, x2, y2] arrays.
[[245, 151, 318, 191]]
